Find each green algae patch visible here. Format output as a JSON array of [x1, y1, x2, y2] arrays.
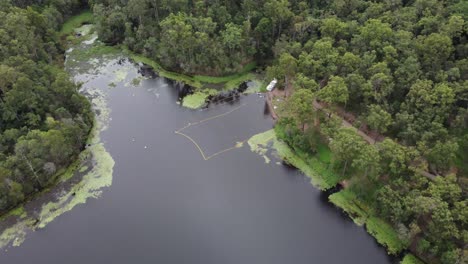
[[0, 81, 114, 249], [0, 28, 116, 250], [79, 165, 89, 173], [401, 254, 424, 264], [113, 68, 129, 83], [247, 129, 275, 164], [0, 218, 36, 249], [37, 143, 114, 229], [131, 77, 142, 86], [182, 89, 217, 109], [247, 129, 340, 190], [182, 92, 208, 109], [366, 217, 408, 255], [36, 34, 115, 230]]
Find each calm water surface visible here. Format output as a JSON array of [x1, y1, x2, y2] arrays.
[[0, 52, 392, 263]]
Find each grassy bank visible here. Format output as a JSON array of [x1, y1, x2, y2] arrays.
[[126, 50, 259, 91], [126, 50, 264, 108], [248, 129, 409, 257], [247, 130, 341, 190], [127, 52, 203, 89], [60, 10, 93, 37], [59, 11, 261, 103], [329, 189, 370, 225], [329, 189, 408, 255], [193, 62, 256, 84], [401, 254, 424, 264]]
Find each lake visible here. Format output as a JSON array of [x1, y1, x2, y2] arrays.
[[0, 34, 393, 264]]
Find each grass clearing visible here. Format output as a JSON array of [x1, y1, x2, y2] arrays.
[[274, 138, 341, 190], [401, 254, 425, 264], [193, 62, 256, 84], [329, 189, 369, 225], [60, 10, 93, 37], [330, 189, 407, 255], [366, 217, 408, 255], [69, 43, 120, 62], [454, 134, 468, 177], [224, 73, 255, 91], [317, 142, 332, 163]]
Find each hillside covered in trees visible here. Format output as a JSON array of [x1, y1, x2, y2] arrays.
[[0, 0, 93, 214], [91, 0, 467, 262], [0, 0, 466, 262]]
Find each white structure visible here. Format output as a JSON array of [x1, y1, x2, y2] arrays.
[[266, 78, 278, 92]]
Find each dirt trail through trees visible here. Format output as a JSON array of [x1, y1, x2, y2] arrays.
[[266, 91, 437, 181]]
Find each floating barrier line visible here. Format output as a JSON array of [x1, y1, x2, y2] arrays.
[[175, 130, 209, 160], [175, 103, 248, 160]]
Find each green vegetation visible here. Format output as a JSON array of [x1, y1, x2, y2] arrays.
[[68, 43, 121, 61], [454, 134, 468, 177], [274, 140, 340, 190], [0, 23, 116, 248], [0, 4, 93, 216], [128, 52, 203, 89], [248, 129, 341, 190], [366, 217, 409, 255], [128, 49, 260, 100], [37, 142, 114, 229], [329, 189, 369, 226], [401, 254, 424, 264], [247, 129, 276, 164], [182, 92, 210, 109], [193, 62, 256, 84], [316, 143, 332, 164], [60, 10, 94, 36], [1, 0, 466, 262]]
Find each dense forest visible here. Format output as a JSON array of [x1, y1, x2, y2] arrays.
[[91, 0, 467, 262], [0, 0, 93, 214], [0, 0, 466, 262]]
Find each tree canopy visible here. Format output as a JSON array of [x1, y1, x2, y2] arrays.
[[0, 0, 92, 214]]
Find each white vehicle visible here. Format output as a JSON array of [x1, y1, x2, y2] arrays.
[[266, 78, 277, 92]]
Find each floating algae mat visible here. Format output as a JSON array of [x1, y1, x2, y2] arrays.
[[0, 28, 115, 251], [247, 129, 340, 190]]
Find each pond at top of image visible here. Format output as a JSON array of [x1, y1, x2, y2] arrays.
[[0, 33, 393, 264]]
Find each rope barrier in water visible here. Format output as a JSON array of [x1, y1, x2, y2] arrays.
[[174, 103, 248, 161]]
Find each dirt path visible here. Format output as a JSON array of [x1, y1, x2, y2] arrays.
[[266, 91, 437, 181], [312, 100, 376, 145]]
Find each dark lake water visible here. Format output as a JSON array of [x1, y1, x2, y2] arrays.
[[0, 44, 393, 263]]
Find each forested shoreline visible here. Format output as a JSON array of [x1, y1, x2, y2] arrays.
[[90, 0, 467, 262], [0, 0, 467, 263], [0, 0, 93, 215]]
